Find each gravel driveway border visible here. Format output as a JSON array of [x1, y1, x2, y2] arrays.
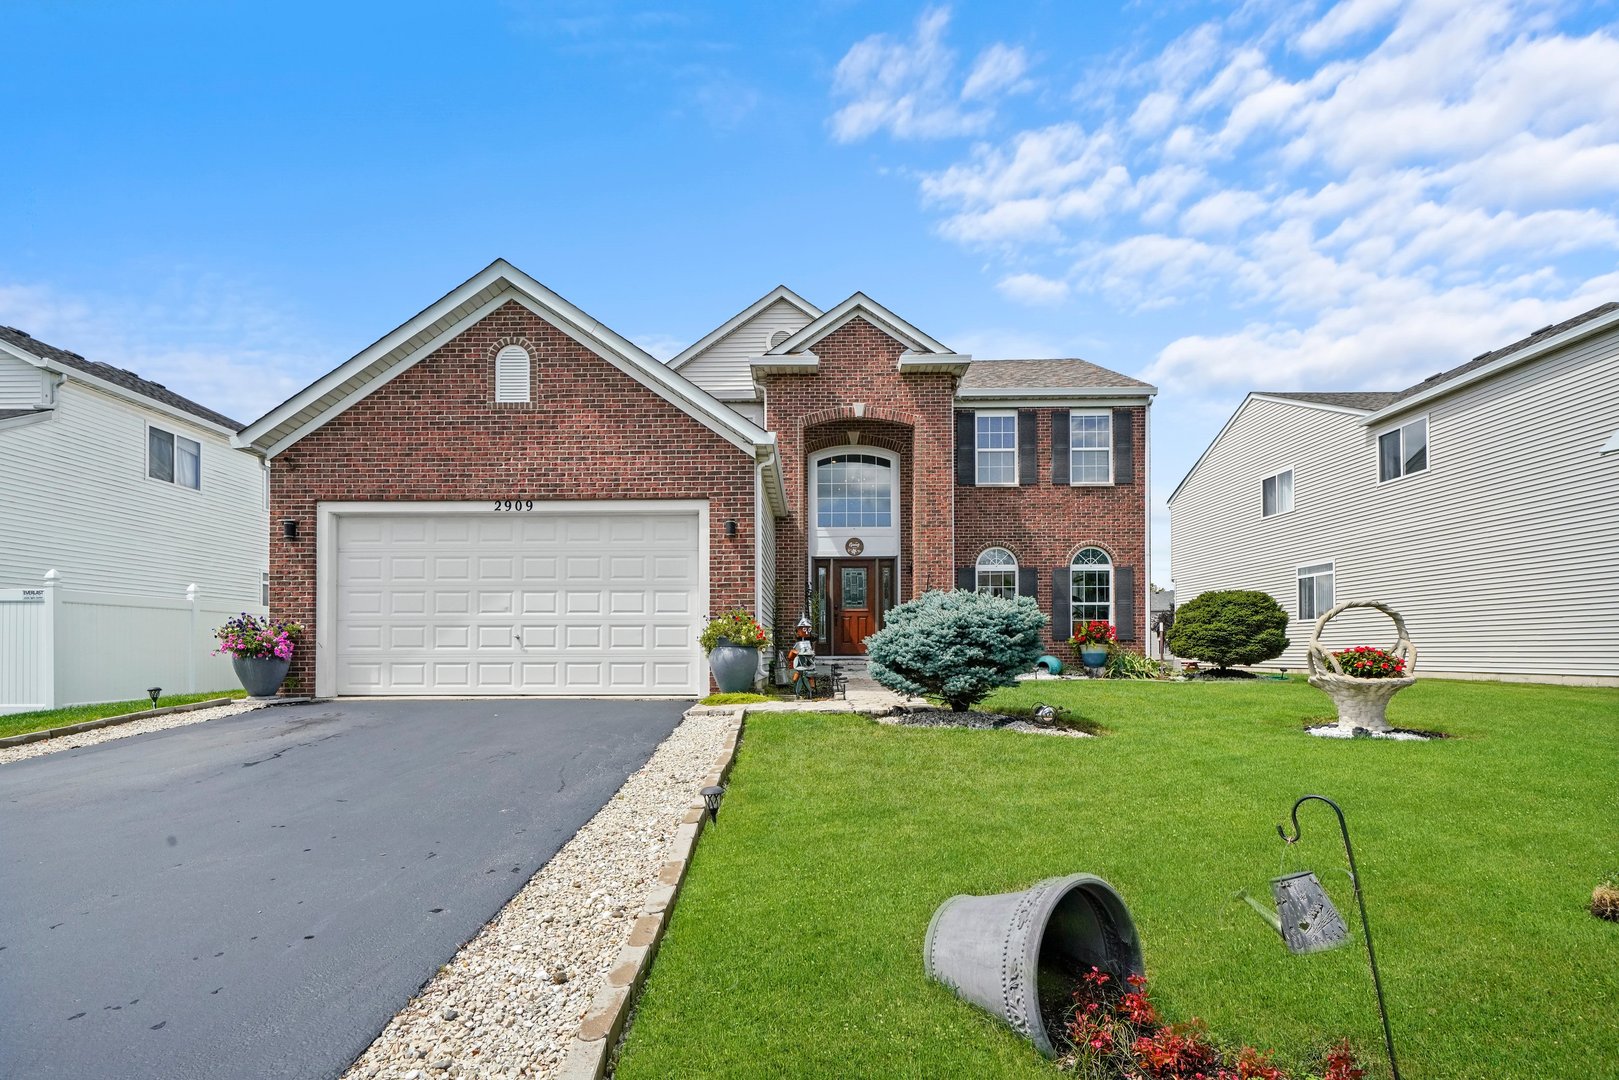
[[0, 696, 236, 748]]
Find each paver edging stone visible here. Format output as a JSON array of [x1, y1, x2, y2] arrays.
[[0, 697, 236, 748], [557, 703, 747, 1080]]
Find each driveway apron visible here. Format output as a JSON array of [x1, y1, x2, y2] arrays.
[[0, 698, 685, 1080]]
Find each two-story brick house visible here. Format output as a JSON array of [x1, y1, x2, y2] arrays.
[[236, 260, 1154, 699]]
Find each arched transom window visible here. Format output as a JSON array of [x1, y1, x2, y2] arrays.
[[494, 344, 531, 403], [976, 547, 1018, 598], [1071, 547, 1112, 624], [815, 453, 893, 528]]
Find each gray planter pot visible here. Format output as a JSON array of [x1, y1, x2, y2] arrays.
[[232, 655, 291, 698], [924, 873, 1144, 1057], [708, 641, 759, 694]]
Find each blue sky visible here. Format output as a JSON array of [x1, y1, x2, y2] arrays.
[[5, 0, 1618, 584]]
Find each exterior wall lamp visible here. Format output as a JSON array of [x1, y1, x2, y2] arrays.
[[724, 519, 737, 538], [281, 519, 299, 540]]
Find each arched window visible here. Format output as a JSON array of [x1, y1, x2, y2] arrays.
[[814, 453, 893, 528], [976, 547, 1018, 598], [1071, 547, 1112, 624], [494, 344, 531, 403]]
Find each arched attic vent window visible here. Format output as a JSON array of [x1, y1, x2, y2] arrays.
[[767, 329, 791, 349], [495, 345, 531, 403]]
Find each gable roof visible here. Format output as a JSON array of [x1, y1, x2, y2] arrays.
[[753, 291, 969, 375], [0, 325, 244, 431], [235, 259, 776, 462], [957, 358, 1156, 398], [1256, 391, 1398, 412], [666, 285, 821, 371]]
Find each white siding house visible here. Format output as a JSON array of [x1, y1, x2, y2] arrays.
[[0, 326, 269, 711], [1169, 305, 1619, 686]]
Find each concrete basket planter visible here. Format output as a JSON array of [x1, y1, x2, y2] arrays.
[[924, 873, 1144, 1056], [1305, 600, 1417, 733]]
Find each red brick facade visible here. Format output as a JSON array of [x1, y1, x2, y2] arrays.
[[269, 300, 757, 695]]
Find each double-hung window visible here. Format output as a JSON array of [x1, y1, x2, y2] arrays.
[[1298, 562, 1334, 619], [1378, 416, 1428, 482], [1070, 412, 1112, 484], [975, 547, 1018, 598], [149, 427, 201, 489], [974, 411, 1017, 485], [1071, 547, 1112, 623], [1262, 469, 1294, 516]]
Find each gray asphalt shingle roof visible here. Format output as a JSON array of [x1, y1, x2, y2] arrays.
[[0, 325, 243, 431], [959, 357, 1154, 391], [1260, 391, 1399, 411]]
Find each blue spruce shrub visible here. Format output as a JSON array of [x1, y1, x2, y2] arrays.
[[865, 589, 1049, 711]]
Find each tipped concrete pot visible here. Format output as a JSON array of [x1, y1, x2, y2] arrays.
[[924, 873, 1144, 1056]]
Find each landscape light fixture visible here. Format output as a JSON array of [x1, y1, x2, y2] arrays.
[[147, 687, 162, 709], [1276, 794, 1402, 1080], [701, 785, 726, 824], [281, 518, 298, 540]]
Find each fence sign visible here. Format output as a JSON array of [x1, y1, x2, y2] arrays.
[[0, 589, 46, 604]]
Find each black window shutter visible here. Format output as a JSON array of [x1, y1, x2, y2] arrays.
[[1114, 565, 1137, 642], [1017, 567, 1038, 598], [955, 566, 975, 591], [1051, 409, 1070, 485], [955, 410, 976, 486], [1018, 410, 1038, 485], [1112, 408, 1134, 486], [1052, 567, 1071, 641]]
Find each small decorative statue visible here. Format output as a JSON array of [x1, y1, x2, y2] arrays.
[[788, 614, 820, 698]]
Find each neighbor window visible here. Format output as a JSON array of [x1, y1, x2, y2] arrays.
[[494, 344, 532, 403], [1071, 547, 1112, 623], [976, 547, 1018, 598], [1298, 562, 1334, 619], [1262, 469, 1294, 516], [975, 411, 1017, 485], [1378, 416, 1428, 482], [815, 453, 893, 528], [148, 427, 200, 489], [1070, 412, 1112, 484], [261, 571, 270, 608]]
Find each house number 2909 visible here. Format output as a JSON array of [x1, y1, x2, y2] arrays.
[[493, 500, 535, 511]]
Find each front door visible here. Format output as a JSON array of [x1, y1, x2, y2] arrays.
[[834, 559, 877, 655]]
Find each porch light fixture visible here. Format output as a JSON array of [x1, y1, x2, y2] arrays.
[[724, 519, 737, 538], [281, 518, 299, 540], [147, 687, 162, 709], [701, 785, 726, 824]]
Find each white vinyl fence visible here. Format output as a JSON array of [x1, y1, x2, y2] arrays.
[[0, 570, 256, 714]]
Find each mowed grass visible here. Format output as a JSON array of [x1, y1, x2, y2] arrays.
[[0, 689, 245, 740], [615, 678, 1618, 1080]]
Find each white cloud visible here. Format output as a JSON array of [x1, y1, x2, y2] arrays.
[[996, 272, 1070, 306], [829, 6, 1035, 142], [1179, 189, 1267, 234]]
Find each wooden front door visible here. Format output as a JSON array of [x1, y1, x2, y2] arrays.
[[834, 559, 877, 655]]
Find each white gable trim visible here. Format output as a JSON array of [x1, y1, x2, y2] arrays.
[[762, 292, 957, 361], [236, 260, 770, 458], [667, 285, 821, 371], [0, 337, 240, 437]]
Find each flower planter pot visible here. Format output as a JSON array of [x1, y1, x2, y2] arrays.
[[1079, 646, 1109, 669], [1305, 599, 1417, 733], [708, 639, 759, 694], [232, 655, 291, 698]]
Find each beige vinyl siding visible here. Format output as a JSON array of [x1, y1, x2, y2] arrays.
[[679, 299, 813, 401], [0, 354, 48, 408], [1170, 334, 1619, 682], [0, 380, 268, 607]]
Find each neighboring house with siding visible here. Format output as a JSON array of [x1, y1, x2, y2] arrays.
[[0, 326, 269, 711], [1168, 304, 1619, 686]]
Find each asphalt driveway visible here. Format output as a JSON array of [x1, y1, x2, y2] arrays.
[[0, 698, 687, 1080]]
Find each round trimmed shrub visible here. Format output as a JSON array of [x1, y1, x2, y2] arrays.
[[1165, 589, 1290, 671], [866, 590, 1049, 711]]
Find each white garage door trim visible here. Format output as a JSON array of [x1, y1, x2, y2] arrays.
[[315, 500, 710, 699]]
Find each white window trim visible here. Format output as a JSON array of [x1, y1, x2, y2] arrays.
[[975, 547, 1019, 597], [974, 409, 1019, 487], [144, 422, 203, 492], [1070, 547, 1114, 626], [261, 571, 270, 608], [1297, 560, 1335, 620], [1069, 409, 1114, 486], [1375, 413, 1430, 484], [1261, 466, 1295, 518], [807, 446, 901, 557]]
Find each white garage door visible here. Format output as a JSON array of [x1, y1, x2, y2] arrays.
[[334, 510, 701, 696]]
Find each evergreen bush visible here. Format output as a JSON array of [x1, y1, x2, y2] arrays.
[[1164, 589, 1290, 671], [866, 590, 1048, 711]]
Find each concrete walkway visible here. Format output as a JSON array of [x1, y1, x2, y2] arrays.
[[739, 659, 924, 715]]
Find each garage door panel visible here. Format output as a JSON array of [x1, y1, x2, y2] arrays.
[[336, 510, 701, 696]]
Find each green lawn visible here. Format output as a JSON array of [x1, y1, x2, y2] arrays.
[[0, 690, 246, 740], [615, 678, 1619, 1079]]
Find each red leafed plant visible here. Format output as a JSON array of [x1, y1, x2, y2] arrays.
[[1071, 620, 1118, 651], [1330, 646, 1407, 679], [1058, 967, 1368, 1080]]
